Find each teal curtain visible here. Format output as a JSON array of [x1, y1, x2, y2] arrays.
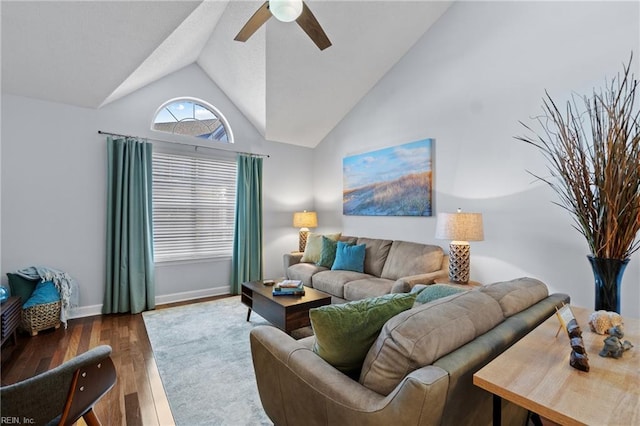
[[103, 137, 155, 314], [231, 155, 263, 294]]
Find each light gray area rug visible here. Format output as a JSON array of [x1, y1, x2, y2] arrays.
[[142, 296, 274, 426]]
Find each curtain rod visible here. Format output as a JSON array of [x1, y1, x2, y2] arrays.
[[97, 130, 270, 158]]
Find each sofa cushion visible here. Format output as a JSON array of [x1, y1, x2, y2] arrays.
[[340, 235, 359, 245], [359, 290, 504, 395], [312, 270, 371, 299], [380, 241, 444, 280], [332, 242, 366, 272], [414, 284, 469, 306], [344, 277, 395, 301], [287, 263, 328, 287], [480, 277, 549, 318], [356, 237, 393, 277], [316, 236, 340, 268], [300, 233, 341, 263], [309, 293, 417, 374]]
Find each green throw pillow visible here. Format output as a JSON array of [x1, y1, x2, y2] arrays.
[[316, 236, 339, 268], [300, 233, 341, 263], [309, 293, 416, 373], [414, 284, 468, 305], [6, 273, 38, 303]]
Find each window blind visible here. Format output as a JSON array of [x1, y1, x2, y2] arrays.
[[152, 151, 237, 262]]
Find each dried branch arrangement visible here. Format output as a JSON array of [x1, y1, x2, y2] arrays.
[[517, 55, 640, 260]]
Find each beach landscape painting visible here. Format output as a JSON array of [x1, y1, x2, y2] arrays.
[[343, 138, 433, 216]]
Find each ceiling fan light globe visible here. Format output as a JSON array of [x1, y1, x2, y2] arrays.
[[270, 0, 303, 22]]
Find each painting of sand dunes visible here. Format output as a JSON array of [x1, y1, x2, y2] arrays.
[[343, 138, 433, 216]]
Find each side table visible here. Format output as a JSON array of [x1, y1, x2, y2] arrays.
[[1, 296, 22, 347], [474, 306, 639, 425]]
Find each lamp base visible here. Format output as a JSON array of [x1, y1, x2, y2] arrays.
[[448, 242, 470, 284], [298, 230, 310, 252]]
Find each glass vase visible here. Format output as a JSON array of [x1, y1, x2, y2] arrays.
[[587, 255, 629, 313]]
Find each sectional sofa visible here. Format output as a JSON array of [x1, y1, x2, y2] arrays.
[[250, 277, 569, 426], [284, 236, 449, 303]]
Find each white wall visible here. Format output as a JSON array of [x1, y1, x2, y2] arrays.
[[3, 2, 638, 318], [314, 1, 640, 316], [1, 64, 314, 316]]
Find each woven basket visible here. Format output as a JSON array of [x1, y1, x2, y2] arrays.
[[21, 300, 61, 336]]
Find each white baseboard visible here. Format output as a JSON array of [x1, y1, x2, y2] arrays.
[[154, 286, 230, 305], [68, 285, 231, 319], [69, 304, 104, 319]]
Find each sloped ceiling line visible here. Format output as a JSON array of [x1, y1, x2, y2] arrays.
[[1, 0, 453, 148], [100, 0, 231, 108]]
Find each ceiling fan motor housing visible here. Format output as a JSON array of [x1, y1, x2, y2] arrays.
[[235, 0, 332, 51], [270, 0, 303, 22]]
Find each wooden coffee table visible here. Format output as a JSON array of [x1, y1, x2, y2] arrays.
[[241, 280, 331, 333], [473, 306, 639, 426]]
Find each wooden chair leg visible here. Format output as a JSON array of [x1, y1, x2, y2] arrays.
[[82, 408, 101, 426]]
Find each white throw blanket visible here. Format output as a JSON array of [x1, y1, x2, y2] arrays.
[[16, 266, 79, 328]]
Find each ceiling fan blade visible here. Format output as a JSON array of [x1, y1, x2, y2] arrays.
[[234, 1, 272, 42], [296, 2, 332, 51]]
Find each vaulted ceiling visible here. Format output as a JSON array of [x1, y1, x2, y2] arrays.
[[2, 1, 452, 147]]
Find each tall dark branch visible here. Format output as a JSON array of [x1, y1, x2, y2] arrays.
[[515, 53, 640, 259]]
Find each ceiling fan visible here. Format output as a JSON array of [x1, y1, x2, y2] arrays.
[[234, 0, 332, 51]]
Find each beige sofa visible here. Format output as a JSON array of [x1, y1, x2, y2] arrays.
[[250, 278, 569, 426], [284, 236, 449, 303]]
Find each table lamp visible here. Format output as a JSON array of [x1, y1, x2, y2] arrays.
[[435, 209, 484, 284], [293, 210, 318, 252]]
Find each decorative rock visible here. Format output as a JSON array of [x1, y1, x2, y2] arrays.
[[599, 326, 634, 358], [567, 319, 583, 338], [570, 350, 590, 372], [567, 318, 589, 372], [589, 310, 623, 334], [570, 337, 586, 354], [608, 325, 624, 339]]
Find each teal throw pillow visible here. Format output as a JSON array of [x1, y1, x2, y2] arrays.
[[331, 241, 366, 272], [414, 284, 468, 305], [316, 236, 339, 268], [6, 273, 38, 303], [309, 293, 417, 373], [23, 281, 60, 309], [300, 233, 342, 263]]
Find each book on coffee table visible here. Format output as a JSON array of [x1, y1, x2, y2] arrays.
[[277, 280, 302, 288], [272, 281, 305, 296]]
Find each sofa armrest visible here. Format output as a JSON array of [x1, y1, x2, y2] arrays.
[[283, 252, 304, 276], [391, 270, 450, 293], [432, 293, 570, 426], [440, 254, 450, 272], [250, 326, 449, 426]]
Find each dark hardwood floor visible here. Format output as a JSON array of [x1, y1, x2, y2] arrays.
[[1, 295, 229, 426]]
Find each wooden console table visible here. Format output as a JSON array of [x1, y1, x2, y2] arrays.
[[474, 306, 639, 425], [1, 297, 22, 347]]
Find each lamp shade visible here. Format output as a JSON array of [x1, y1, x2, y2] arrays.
[[269, 0, 303, 22], [293, 211, 318, 228], [435, 212, 484, 242]]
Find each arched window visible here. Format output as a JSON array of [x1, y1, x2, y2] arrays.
[[151, 97, 233, 143]]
